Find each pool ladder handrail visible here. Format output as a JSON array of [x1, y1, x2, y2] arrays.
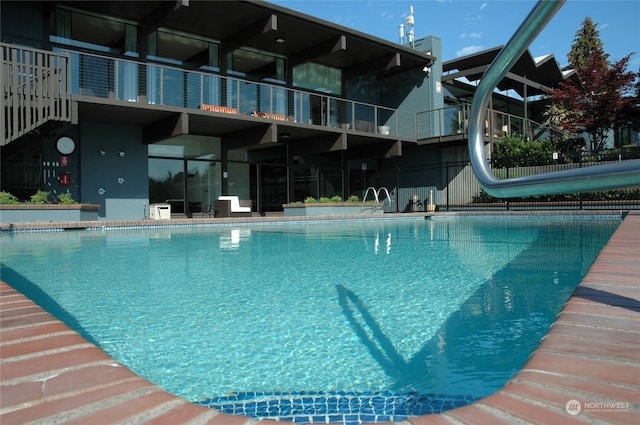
[[359, 187, 392, 214], [468, 0, 640, 198]]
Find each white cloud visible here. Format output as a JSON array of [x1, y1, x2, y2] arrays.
[[480, 2, 488, 10], [460, 32, 482, 39], [456, 45, 484, 57]]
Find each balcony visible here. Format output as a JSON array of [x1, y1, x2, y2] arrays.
[[416, 103, 560, 145], [48, 47, 420, 140], [3, 43, 553, 149]]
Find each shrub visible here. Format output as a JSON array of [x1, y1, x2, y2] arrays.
[[492, 135, 555, 167], [347, 195, 360, 203], [0, 191, 20, 205], [30, 190, 51, 204], [57, 192, 77, 205], [304, 197, 318, 203]]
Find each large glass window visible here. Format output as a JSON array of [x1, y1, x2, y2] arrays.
[[187, 160, 220, 214], [293, 63, 342, 95], [148, 158, 184, 207], [293, 167, 317, 202], [147, 30, 220, 107], [226, 48, 286, 115], [148, 138, 221, 216], [228, 48, 285, 82], [254, 164, 287, 213], [148, 30, 219, 69], [54, 8, 132, 54], [52, 8, 139, 100]]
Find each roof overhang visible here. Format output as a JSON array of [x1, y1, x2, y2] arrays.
[[73, 97, 413, 159], [57, 0, 435, 79], [442, 46, 578, 97]]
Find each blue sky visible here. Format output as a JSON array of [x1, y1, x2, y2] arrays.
[[270, 0, 640, 70]]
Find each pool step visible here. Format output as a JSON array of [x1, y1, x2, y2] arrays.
[[197, 391, 479, 424]]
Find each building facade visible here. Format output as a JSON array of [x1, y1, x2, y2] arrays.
[[1, 1, 570, 219]]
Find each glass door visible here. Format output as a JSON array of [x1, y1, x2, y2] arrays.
[[187, 160, 221, 216], [148, 158, 184, 213], [253, 164, 287, 213]]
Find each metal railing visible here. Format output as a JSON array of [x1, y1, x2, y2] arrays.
[[5, 42, 575, 149], [416, 103, 562, 142], [376, 160, 639, 213], [1, 43, 72, 145], [467, 0, 640, 197], [53, 47, 417, 138]]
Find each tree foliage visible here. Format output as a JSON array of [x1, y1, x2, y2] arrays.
[[567, 17, 603, 69], [550, 48, 636, 151], [492, 135, 555, 168], [618, 66, 640, 132]]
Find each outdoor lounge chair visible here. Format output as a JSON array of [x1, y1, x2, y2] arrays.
[[214, 196, 252, 217]]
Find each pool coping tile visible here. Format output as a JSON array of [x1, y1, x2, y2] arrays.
[[1, 211, 639, 425]]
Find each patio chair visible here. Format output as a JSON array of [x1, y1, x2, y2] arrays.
[[214, 196, 252, 217]]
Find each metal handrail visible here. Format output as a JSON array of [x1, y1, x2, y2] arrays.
[[468, 0, 640, 197], [416, 103, 562, 141], [359, 187, 392, 214]]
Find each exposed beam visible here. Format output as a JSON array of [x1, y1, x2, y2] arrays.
[[246, 61, 278, 80], [441, 65, 489, 82], [344, 140, 402, 159], [344, 53, 402, 80], [138, 1, 189, 38], [224, 124, 277, 149], [289, 36, 346, 67], [221, 14, 278, 55], [184, 48, 209, 67], [143, 112, 187, 144], [288, 133, 347, 156], [503, 71, 552, 94]]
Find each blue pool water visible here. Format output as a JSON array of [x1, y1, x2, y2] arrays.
[[0, 216, 620, 423]]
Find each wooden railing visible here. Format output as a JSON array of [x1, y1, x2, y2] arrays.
[[1, 43, 72, 146]]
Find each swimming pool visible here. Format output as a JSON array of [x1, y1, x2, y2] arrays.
[[0, 216, 621, 423]]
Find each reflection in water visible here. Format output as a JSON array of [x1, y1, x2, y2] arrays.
[[219, 229, 251, 250], [0, 217, 620, 400]]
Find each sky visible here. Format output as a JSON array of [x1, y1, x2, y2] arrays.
[[269, 0, 640, 70]]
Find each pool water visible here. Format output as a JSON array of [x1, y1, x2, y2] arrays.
[[0, 216, 620, 422]]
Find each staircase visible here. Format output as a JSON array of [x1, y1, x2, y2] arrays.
[[1, 43, 72, 146]]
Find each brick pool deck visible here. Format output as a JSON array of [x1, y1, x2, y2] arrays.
[[1, 212, 638, 424]]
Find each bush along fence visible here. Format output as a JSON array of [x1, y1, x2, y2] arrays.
[[375, 156, 640, 213]]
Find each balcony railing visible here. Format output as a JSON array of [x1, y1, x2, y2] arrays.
[[54, 48, 419, 139], [416, 103, 561, 142], [4, 43, 557, 147], [1, 43, 71, 145]]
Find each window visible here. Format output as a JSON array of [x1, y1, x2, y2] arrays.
[[228, 48, 285, 82], [293, 63, 342, 95], [148, 30, 219, 69], [53, 7, 135, 55]]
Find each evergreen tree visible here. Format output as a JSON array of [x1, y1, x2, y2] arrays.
[[567, 17, 603, 69]]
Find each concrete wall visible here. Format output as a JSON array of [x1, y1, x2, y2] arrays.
[[80, 123, 149, 220], [0, 205, 99, 224]]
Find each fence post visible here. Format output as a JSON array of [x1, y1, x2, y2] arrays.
[[579, 153, 583, 210], [446, 161, 450, 211], [506, 166, 510, 210], [395, 166, 400, 213]]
